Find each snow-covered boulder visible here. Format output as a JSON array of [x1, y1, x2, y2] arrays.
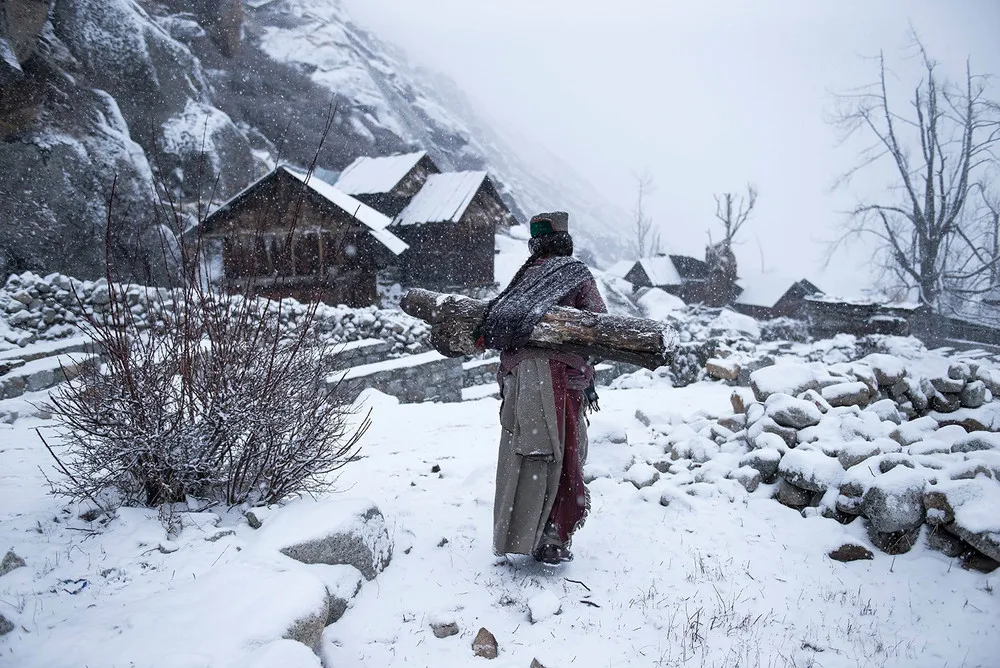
[[889, 416, 939, 446], [951, 431, 1000, 454], [527, 591, 562, 624], [255, 499, 392, 581], [861, 466, 927, 533], [10, 563, 332, 666], [624, 462, 660, 489], [727, 465, 762, 492], [778, 449, 844, 492], [865, 399, 903, 425], [863, 353, 906, 387], [739, 448, 782, 484], [924, 477, 1000, 562], [750, 363, 820, 401], [764, 393, 822, 429], [837, 441, 881, 469], [708, 309, 760, 339], [961, 380, 987, 409], [821, 381, 870, 408]]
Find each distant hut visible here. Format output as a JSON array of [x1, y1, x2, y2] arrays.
[[608, 254, 710, 303], [734, 277, 823, 320], [199, 166, 407, 307], [335, 151, 441, 217], [391, 171, 516, 290]]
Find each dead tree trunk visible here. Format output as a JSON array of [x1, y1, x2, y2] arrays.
[[400, 288, 678, 370]]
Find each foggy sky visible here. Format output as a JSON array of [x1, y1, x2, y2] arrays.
[[341, 0, 1000, 297]]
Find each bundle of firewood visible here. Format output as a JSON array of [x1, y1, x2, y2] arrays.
[[400, 288, 677, 370]]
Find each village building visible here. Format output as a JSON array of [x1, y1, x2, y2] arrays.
[[335, 151, 441, 218], [733, 276, 823, 320], [199, 165, 407, 307], [608, 254, 710, 303], [390, 171, 516, 290]]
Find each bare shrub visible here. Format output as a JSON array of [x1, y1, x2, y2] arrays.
[[42, 108, 370, 509]]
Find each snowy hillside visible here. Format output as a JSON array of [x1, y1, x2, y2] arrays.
[[0, 0, 628, 280]]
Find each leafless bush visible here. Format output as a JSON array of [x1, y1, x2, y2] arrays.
[[42, 107, 370, 509]]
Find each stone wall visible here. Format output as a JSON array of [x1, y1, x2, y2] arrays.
[[334, 351, 464, 404]]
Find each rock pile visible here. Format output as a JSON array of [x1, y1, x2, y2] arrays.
[[730, 356, 1000, 568], [0, 271, 431, 355]]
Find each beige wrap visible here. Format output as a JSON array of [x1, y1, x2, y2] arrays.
[[492, 357, 589, 556]]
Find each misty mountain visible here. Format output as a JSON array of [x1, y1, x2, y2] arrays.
[[0, 0, 628, 281]]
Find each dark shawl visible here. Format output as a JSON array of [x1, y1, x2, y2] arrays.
[[479, 256, 592, 351]]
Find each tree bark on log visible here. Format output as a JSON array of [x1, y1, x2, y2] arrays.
[[400, 288, 677, 370]]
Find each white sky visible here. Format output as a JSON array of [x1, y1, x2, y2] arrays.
[[340, 0, 1000, 297]]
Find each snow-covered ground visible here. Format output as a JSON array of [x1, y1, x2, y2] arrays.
[[2, 378, 997, 667]]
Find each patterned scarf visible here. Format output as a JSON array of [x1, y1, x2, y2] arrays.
[[479, 255, 592, 351]]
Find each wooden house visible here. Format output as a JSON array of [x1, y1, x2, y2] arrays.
[[390, 171, 516, 290], [733, 276, 823, 320], [335, 151, 441, 218], [608, 254, 710, 303], [804, 295, 925, 338], [199, 166, 408, 307]]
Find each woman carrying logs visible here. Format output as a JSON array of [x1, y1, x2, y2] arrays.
[[476, 211, 606, 565]]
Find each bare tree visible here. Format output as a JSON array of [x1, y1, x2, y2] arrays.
[[631, 171, 661, 257], [712, 184, 758, 249], [704, 184, 757, 306], [830, 35, 1000, 309]]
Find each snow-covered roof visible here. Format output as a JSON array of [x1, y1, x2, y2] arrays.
[[607, 260, 635, 279], [638, 257, 683, 287], [284, 168, 408, 255], [394, 171, 487, 226], [334, 151, 427, 196], [736, 275, 803, 308]]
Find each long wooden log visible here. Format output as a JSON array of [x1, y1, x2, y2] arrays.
[[400, 288, 678, 370]]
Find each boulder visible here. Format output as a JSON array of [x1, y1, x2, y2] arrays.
[[797, 389, 832, 414], [867, 523, 921, 555], [837, 441, 881, 469], [765, 394, 823, 429], [778, 449, 844, 492], [889, 416, 939, 447], [0, 612, 13, 636], [928, 478, 1000, 562], [739, 448, 782, 484], [472, 627, 499, 659], [727, 466, 762, 493], [776, 479, 812, 508], [255, 499, 392, 580], [624, 463, 660, 489], [828, 543, 874, 562], [747, 417, 798, 450], [864, 354, 906, 387], [821, 382, 870, 408], [527, 591, 562, 624], [861, 466, 927, 533], [430, 616, 460, 638], [931, 376, 965, 394], [706, 357, 739, 381], [0, 550, 26, 577], [961, 380, 987, 409], [750, 363, 821, 401], [878, 453, 916, 474], [730, 389, 752, 414], [951, 431, 1000, 454], [926, 527, 967, 557], [864, 399, 903, 425], [948, 362, 972, 381], [931, 392, 962, 413]]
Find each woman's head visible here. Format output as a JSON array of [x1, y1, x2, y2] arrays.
[[528, 211, 573, 257]]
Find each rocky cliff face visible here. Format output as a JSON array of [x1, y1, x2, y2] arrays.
[[0, 0, 627, 281]]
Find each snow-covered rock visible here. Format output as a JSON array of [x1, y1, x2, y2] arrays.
[[254, 499, 392, 581], [861, 466, 928, 533], [527, 591, 562, 624], [821, 381, 871, 408], [765, 393, 822, 429], [778, 449, 844, 492], [951, 431, 1000, 454]]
